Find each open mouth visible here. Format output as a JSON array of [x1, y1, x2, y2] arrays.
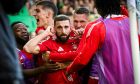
[[37, 19, 39, 22]]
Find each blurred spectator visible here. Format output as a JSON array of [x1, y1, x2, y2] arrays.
[[89, 8, 100, 21], [31, 0, 99, 18]]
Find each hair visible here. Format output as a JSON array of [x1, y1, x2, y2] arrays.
[[11, 21, 28, 31], [36, 0, 58, 18], [74, 7, 90, 16], [94, 0, 121, 18], [54, 15, 70, 25], [11, 21, 23, 29]]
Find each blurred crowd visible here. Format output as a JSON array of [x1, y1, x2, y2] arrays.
[[31, 0, 96, 14], [29, 0, 100, 22]]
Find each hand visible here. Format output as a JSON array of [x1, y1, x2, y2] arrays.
[[42, 62, 60, 72], [72, 28, 78, 36], [42, 51, 50, 62], [44, 26, 54, 36], [73, 28, 84, 38], [56, 62, 68, 70], [57, 62, 71, 70], [75, 28, 84, 36]]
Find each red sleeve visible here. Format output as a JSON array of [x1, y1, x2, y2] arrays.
[[77, 19, 103, 52], [49, 51, 78, 62], [76, 22, 94, 53], [35, 27, 45, 34], [38, 40, 49, 53], [67, 22, 105, 73]]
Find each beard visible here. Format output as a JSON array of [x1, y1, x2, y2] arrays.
[[56, 33, 70, 43]]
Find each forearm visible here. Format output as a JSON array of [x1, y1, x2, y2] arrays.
[[23, 30, 50, 54], [23, 66, 45, 77]]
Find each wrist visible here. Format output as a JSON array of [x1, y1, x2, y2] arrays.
[[43, 30, 50, 36]]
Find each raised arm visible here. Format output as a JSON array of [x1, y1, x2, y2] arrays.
[[23, 27, 53, 54]]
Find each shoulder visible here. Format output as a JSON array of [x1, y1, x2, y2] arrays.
[[85, 17, 103, 32], [86, 20, 103, 38]]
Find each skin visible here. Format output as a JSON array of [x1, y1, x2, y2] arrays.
[[13, 23, 29, 41], [73, 13, 89, 38], [23, 20, 72, 71], [73, 13, 89, 30], [13, 23, 60, 77], [54, 20, 71, 42], [35, 5, 54, 35], [35, 5, 49, 27], [42, 20, 72, 69]]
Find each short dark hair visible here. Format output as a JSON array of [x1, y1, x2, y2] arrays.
[[54, 15, 70, 25], [36, 1, 58, 18], [94, 0, 121, 18], [74, 7, 90, 16], [11, 22, 23, 29], [11, 22, 27, 30]]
